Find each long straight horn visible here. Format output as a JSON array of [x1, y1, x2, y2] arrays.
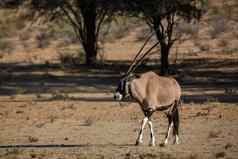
[[130, 41, 160, 73], [126, 31, 155, 75]]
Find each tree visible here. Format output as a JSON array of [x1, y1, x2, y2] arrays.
[[31, 0, 113, 65], [127, 0, 205, 75], [1, 0, 113, 66], [0, 0, 23, 7]]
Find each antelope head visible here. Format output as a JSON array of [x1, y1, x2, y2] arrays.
[[114, 73, 134, 101]]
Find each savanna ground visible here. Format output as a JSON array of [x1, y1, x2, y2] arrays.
[[1, 1, 238, 158], [0, 48, 238, 159]]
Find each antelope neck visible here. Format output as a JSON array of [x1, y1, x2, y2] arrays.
[[125, 77, 134, 99]]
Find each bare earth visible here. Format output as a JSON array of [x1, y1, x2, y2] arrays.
[[0, 10, 238, 158], [0, 94, 238, 159], [0, 59, 238, 159]]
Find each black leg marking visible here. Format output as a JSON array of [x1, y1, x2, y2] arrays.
[[172, 102, 180, 136], [166, 114, 172, 139], [143, 108, 154, 118], [172, 100, 181, 144]]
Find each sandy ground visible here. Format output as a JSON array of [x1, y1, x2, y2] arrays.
[[0, 8, 238, 158], [0, 61, 238, 159], [0, 95, 238, 159]]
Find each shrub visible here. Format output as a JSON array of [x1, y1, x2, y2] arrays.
[[100, 16, 140, 43], [215, 152, 226, 158], [35, 31, 50, 48], [217, 39, 228, 48], [176, 22, 199, 37], [208, 130, 221, 139], [58, 48, 85, 66], [135, 26, 154, 42], [0, 9, 26, 38], [0, 39, 14, 53], [28, 136, 39, 143], [210, 16, 226, 39], [83, 117, 94, 126]]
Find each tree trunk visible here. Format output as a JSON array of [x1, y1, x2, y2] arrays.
[[153, 20, 170, 75], [81, 0, 97, 66], [160, 44, 169, 75], [84, 41, 97, 66]]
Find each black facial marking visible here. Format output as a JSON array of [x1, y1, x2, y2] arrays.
[[115, 73, 135, 99], [116, 79, 126, 94]]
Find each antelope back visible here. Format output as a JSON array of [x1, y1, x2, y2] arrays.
[[130, 71, 181, 108]]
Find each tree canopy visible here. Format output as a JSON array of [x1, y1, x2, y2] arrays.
[[0, 0, 207, 72], [125, 0, 205, 74], [28, 0, 115, 65]]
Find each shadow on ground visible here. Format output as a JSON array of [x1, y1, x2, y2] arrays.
[[0, 143, 135, 149], [0, 58, 238, 104]]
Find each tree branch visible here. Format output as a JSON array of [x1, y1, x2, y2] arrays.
[[96, 9, 107, 43]]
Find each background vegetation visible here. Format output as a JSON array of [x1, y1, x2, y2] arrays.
[[0, 0, 237, 73]]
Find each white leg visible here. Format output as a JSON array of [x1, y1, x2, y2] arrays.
[[148, 120, 155, 146], [136, 117, 148, 145], [164, 122, 173, 145], [175, 134, 180, 144]]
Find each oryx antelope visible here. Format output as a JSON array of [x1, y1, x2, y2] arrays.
[[114, 32, 182, 146]]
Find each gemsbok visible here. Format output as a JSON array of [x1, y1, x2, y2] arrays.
[[114, 33, 182, 146]]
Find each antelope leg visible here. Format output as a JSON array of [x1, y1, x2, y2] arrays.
[[136, 117, 148, 145], [173, 106, 180, 144], [164, 114, 173, 145], [148, 120, 155, 146]]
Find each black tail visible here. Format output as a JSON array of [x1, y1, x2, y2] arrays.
[[173, 100, 180, 136], [177, 99, 182, 109]]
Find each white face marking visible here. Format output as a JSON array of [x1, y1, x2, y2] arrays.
[[114, 92, 123, 101]]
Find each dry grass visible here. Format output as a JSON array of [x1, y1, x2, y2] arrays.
[[28, 136, 39, 143], [209, 17, 226, 39], [0, 40, 14, 53], [215, 152, 226, 158], [208, 131, 221, 139], [0, 2, 237, 159], [82, 117, 95, 127], [0, 149, 21, 159], [48, 114, 58, 123], [58, 48, 85, 66], [50, 90, 69, 101]]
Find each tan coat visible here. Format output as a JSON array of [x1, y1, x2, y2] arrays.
[[130, 71, 181, 111]]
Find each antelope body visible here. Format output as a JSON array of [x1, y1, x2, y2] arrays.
[[114, 71, 182, 146]]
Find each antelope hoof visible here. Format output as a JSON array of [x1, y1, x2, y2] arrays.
[[173, 137, 180, 145], [135, 140, 143, 146], [159, 143, 165, 147], [164, 138, 169, 145], [149, 142, 155, 147]]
